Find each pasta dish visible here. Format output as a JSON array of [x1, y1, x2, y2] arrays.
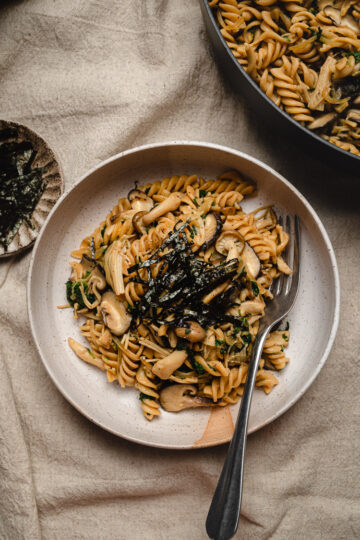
[[209, 0, 360, 157], [65, 171, 291, 420]]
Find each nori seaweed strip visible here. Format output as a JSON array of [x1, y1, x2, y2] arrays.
[[0, 128, 18, 141], [129, 221, 246, 330], [0, 138, 48, 249]]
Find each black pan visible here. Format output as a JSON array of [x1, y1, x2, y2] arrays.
[[200, 0, 360, 175]]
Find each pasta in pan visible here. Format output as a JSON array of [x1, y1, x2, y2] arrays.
[[65, 171, 291, 421], [209, 0, 360, 156]]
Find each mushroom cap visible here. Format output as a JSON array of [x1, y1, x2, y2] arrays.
[[152, 350, 187, 380], [128, 189, 154, 212], [160, 384, 212, 412], [142, 192, 185, 226], [175, 321, 206, 343], [242, 243, 261, 278], [100, 291, 131, 336], [215, 231, 245, 257], [308, 112, 337, 130], [200, 212, 223, 249], [132, 210, 148, 234]]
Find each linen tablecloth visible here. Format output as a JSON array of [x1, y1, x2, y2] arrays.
[[0, 1, 359, 539]]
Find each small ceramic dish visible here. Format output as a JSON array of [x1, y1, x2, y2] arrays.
[[27, 142, 339, 449], [0, 120, 63, 258]]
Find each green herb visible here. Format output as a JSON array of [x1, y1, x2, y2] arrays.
[[211, 202, 215, 206], [282, 333, 289, 342], [346, 51, 360, 62], [144, 187, 150, 195], [281, 346, 285, 352], [201, 214, 207, 219], [232, 317, 248, 336], [65, 280, 95, 308], [283, 34, 291, 42], [86, 348, 95, 357], [239, 266, 246, 278], [193, 197, 199, 207], [242, 333, 252, 345], [185, 328, 191, 335], [190, 225, 198, 238], [251, 281, 259, 296], [139, 392, 155, 401], [175, 339, 188, 351], [199, 189, 207, 198], [100, 225, 106, 238], [215, 338, 227, 355], [311, 27, 322, 41], [145, 226, 150, 233], [285, 321, 290, 331], [186, 346, 205, 374]]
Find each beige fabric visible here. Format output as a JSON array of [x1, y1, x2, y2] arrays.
[[0, 1, 359, 539]]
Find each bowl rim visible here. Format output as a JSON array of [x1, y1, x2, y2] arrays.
[[27, 140, 340, 449], [200, 0, 360, 165]]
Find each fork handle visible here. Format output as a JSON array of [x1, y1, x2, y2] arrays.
[[206, 327, 271, 540]]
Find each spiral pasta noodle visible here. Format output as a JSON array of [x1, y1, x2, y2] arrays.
[[65, 171, 292, 421], [209, 0, 360, 156]]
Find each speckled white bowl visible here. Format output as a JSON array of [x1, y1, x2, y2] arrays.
[[27, 142, 340, 449]]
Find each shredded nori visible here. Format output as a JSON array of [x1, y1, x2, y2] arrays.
[[128, 222, 248, 330], [0, 131, 47, 250]]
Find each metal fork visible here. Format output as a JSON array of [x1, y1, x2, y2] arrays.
[[206, 215, 300, 540]]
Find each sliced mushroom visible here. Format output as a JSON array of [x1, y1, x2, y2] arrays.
[[152, 350, 187, 380], [160, 384, 212, 412], [276, 255, 292, 275], [100, 291, 131, 336], [324, 6, 341, 24], [241, 243, 261, 278], [216, 231, 245, 261], [317, 0, 330, 10], [308, 57, 336, 111], [308, 112, 337, 130], [142, 192, 185, 226], [323, 5, 359, 33], [68, 337, 105, 370], [197, 212, 223, 252], [228, 345, 247, 366], [128, 188, 154, 213], [104, 240, 124, 295], [132, 210, 148, 234], [175, 321, 206, 343], [239, 299, 264, 316], [346, 109, 360, 125], [168, 329, 178, 348]]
